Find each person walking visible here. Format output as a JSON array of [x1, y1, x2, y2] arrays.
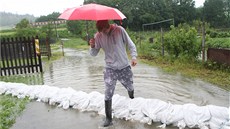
[[89, 20, 137, 127]]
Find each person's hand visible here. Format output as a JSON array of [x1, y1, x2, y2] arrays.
[[89, 38, 95, 48], [131, 59, 137, 67]]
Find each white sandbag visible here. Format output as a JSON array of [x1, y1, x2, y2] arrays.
[[85, 91, 104, 112], [142, 99, 169, 122], [157, 104, 184, 126], [71, 91, 90, 111], [56, 87, 84, 110], [0, 82, 7, 94], [207, 105, 229, 129], [127, 97, 147, 121], [182, 104, 210, 128], [112, 94, 130, 119], [0, 81, 229, 129]]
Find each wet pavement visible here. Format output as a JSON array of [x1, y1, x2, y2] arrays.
[[9, 48, 229, 129], [10, 101, 179, 129]]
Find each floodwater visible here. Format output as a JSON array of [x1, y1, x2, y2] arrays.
[[7, 48, 229, 129], [42, 48, 229, 107]]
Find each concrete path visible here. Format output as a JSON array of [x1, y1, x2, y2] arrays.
[[10, 101, 102, 129], [10, 101, 172, 129]]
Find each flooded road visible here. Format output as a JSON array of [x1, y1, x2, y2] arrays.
[[43, 49, 229, 107], [7, 48, 229, 129]]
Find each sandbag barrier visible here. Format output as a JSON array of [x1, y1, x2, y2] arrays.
[[0, 81, 229, 129]]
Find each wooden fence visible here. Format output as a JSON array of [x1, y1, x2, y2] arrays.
[[1, 37, 43, 76]]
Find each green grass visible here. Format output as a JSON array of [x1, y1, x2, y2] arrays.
[[0, 73, 44, 85], [60, 38, 89, 50], [0, 29, 16, 36], [0, 73, 43, 129], [42, 38, 89, 62], [0, 32, 16, 36], [0, 95, 29, 129], [42, 51, 64, 62], [0, 26, 14, 31]]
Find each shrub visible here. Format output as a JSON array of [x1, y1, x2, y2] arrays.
[[164, 24, 201, 59], [15, 28, 38, 38]]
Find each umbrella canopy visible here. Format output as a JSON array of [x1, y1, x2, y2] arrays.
[[58, 3, 126, 21]]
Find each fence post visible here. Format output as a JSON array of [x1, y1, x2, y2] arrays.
[[46, 37, 51, 60], [35, 36, 43, 72], [202, 21, 206, 63], [161, 27, 164, 56]]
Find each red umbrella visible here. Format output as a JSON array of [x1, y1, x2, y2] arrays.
[[58, 3, 126, 21]]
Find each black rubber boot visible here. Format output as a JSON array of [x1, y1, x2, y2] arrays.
[[103, 100, 113, 127], [128, 90, 134, 99]]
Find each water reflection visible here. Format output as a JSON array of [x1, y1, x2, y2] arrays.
[[0, 73, 44, 85], [42, 49, 229, 107]]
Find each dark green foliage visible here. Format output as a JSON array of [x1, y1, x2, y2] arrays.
[[66, 21, 84, 37], [84, 0, 204, 30], [203, 0, 229, 28], [35, 12, 61, 22], [206, 30, 230, 38], [66, 20, 97, 40]]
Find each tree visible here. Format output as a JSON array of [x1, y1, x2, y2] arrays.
[[170, 0, 196, 26], [84, 0, 198, 30], [39, 23, 54, 40], [83, 0, 226, 30], [35, 12, 61, 22], [66, 21, 85, 37], [223, 0, 230, 27], [15, 18, 31, 29], [204, 0, 226, 27], [15, 19, 38, 37]]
